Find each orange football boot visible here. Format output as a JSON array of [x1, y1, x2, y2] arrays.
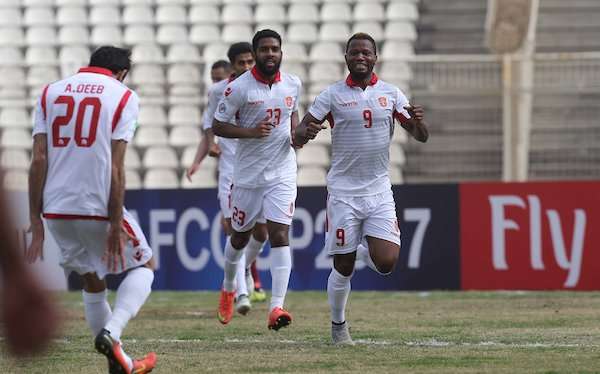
[[217, 289, 236, 324], [268, 307, 292, 331]]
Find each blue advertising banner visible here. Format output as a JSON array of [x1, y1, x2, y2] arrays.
[[116, 185, 460, 291]]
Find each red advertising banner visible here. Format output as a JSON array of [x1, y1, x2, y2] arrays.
[[460, 181, 600, 290]]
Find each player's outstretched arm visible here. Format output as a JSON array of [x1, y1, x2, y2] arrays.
[[402, 105, 429, 143], [295, 112, 327, 147], [26, 134, 48, 263], [106, 139, 127, 272], [213, 118, 272, 139]]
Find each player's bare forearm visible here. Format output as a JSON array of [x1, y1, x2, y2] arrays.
[[28, 135, 48, 223], [192, 132, 209, 164], [402, 119, 429, 143], [213, 119, 256, 139], [295, 112, 325, 146], [108, 140, 127, 226]]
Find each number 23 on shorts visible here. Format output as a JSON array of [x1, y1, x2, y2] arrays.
[[232, 207, 246, 227]]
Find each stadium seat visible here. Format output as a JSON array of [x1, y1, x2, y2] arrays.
[[1, 149, 30, 170], [157, 25, 189, 45], [189, 0, 222, 4], [297, 144, 330, 167], [90, 0, 120, 4], [169, 126, 201, 147], [309, 62, 342, 83], [156, 0, 188, 5], [59, 26, 91, 46], [135, 85, 166, 97], [24, 7, 55, 26], [91, 26, 123, 46], [319, 23, 350, 43], [167, 44, 202, 63], [189, 5, 220, 24], [132, 44, 165, 64], [288, 23, 318, 44], [255, 4, 286, 23], [390, 144, 406, 166], [385, 22, 417, 42], [353, 22, 384, 40], [89, 6, 121, 26], [381, 41, 414, 61], [0, 67, 26, 88], [168, 64, 202, 86], [309, 42, 344, 62], [27, 27, 57, 46], [256, 0, 288, 3], [223, 24, 253, 43], [25, 47, 58, 66], [125, 170, 142, 189], [27, 67, 59, 87], [288, 4, 318, 23], [354, 3, 385, 22], [156, 5, 187, 25], [135, 127, 169, 148], [0, 8, 22, 27], [143, 168, 179, 189], [190, 25, 220, 45], [132, 64, 165, 85], [23, 0, 53, 5], [3, 170, 29, 191], [122, 0, 154, 5], [169, 105, 202, 128], [389, 166, 404, 184], [57, 7, 87, 26], [142, 146, 179, 169], [222, 4, 253, 23], [381, 62, 412, 82], [0, 28, 25, 47], [387, 2, 419, 22], [321, 3, 351, 22], [203, 43, 229, 62], [123, 6, 154, 26], [281, 63, 307, 82], [180, 145, 199, 167], [181, 169, 218, 188], [125, 25, 157, 45], [124, 148, 141, 170], [56, 0, 88, 5], [297, 166, 327, 186], [1, 129, 32, 149], [0, 87, 27, 101], [284, 43, 308, 63], [138, 105, 168, 127], [0, 108, 29, 128], [0, 47, 23, 66], [254, 24, 287, 39]]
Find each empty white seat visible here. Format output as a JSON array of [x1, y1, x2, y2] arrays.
[[181, 169, 217, 188], [284, 43, 308, 63], [254, 23, 286, 39], [122, 0, 154, 4], [309, 62, 342, 83], [124, 148, 141, 170], [0, 28, 25, 47], [385, 22, 417, 42], [0, 67, 26, 87], [1, 149, 30, 170], [123, 6, 154, 25], [143, 168, 179, 189], [90, 6, 121, 25], [56, 0, 87, 5], [1, 129, 31, 149], [389, 144, 406, 166], [124, 25, 156, 45], [381, 62, 412, 82], [27, 27, 57, 46], [4, 0, 24, 5], [319, 23, 350, 43], [3, 170, 29, 191], [0, 47, 23, 66], [309, 42, 344, 62], [167, 44, 201, 63], [59, 26, 90, 45], [157, 25, 188, 45], [91, 26, 123, 46], [156, 5, 186, 25], [223, 24, 253, 43], [288, 4, 318, 23], [297, 166, 327, 186], [189, 5, 220, 24], [354, 3, 384, 22], [135, 127, 169, 147], [387, 2, 418, 21], [288, 23, 318, 44], [57, 7, 87, 26], [24, 7, 54, 26], [297, 144, 330, 166], [202, 43, 228, 62], [143, 146, 179, 169], [255, 4, 286, 23], [131, 64, 165, 85], [156, 0, 188, 5], [281, 62, 306, 81], [0, 108, 29, 128], [321, 3, 351, 22], [167, 63, 201, 85], [132, 44, 165, 64], [125, 170, 142, 189], [222, 4, 252, 23], [169, 105, 202, 127], [170, 126, 200, 147], [190, 25, 220, 45], [138, 105, 168, 127], [25, 47, 58, 66], [381, 41, 414, 61], [181, 146, 216, 170], [23, 0, 53, 5], [135, 84, 166, 97], [27, 66, 59, 87], [169, 93, 202, 106], [0, 8, 22, 27], [353, 22, 384, 40]]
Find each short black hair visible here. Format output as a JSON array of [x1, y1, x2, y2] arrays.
[[227, 42, 253, 64], [345, 33, 377, 55], [252, 29, 282, 53], [89, 46, 131, 74], [211, 60, 231, 71]]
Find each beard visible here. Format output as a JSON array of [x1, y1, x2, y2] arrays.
[[256, 58, 281, 77]]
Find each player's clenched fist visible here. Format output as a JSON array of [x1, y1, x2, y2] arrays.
[[252, 119, 273, 138], [304, 122, 327, 140], [404, 105, 424, 121]]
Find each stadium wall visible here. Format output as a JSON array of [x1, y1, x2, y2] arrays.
[[11, 181, 600, 291]]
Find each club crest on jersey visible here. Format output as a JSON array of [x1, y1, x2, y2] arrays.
[[218, 103, 226, 114], [285, 96, 293, 108], [378, 97, 388, 107], [224, 87, 232, 97]]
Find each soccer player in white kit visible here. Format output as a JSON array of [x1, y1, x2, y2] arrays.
[[187, 42, 268, 316], [213, 30, 302, 330], [26, 47, 157, 373], [295, 33, 429, 345]]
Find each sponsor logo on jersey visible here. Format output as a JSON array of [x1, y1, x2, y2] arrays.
[[248, 100, 264, 106], [218, 103, 226, 113], [378, 97, 388, 107], [285, 96, 293, 108], [224, 87, 232, 97], [341, 101, 358, 107]]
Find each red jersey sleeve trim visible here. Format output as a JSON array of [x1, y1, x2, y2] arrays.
[[112, 90, 133, 132], [78, 67, 114, 77], [393, 109, 410, 124], [41, 84, 50, 120], [43, 213, 109, 221]]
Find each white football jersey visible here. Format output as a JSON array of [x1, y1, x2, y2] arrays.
[[203, 76, 237, 177], [214, 67, 301, 188], [308, 73, 411, 197], [32, 66, 139, 219]]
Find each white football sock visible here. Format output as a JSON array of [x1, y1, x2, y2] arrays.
[[223, 237, 243, 292], [235, 252, 248, 296], [327, 268, 352, 324], [105, 267, 153, 343], [82, 289, 112, 336], [244, 236, 265, 268], [357, 243, 389, 275], [269, 246, 291, 310]]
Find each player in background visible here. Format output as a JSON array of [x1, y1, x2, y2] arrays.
[[211, 60, 232, 84], [27, 46, 157, 373], [295, 33, 429, 345], [187, 42, 268, 316], [213, 30, 302, 330]]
